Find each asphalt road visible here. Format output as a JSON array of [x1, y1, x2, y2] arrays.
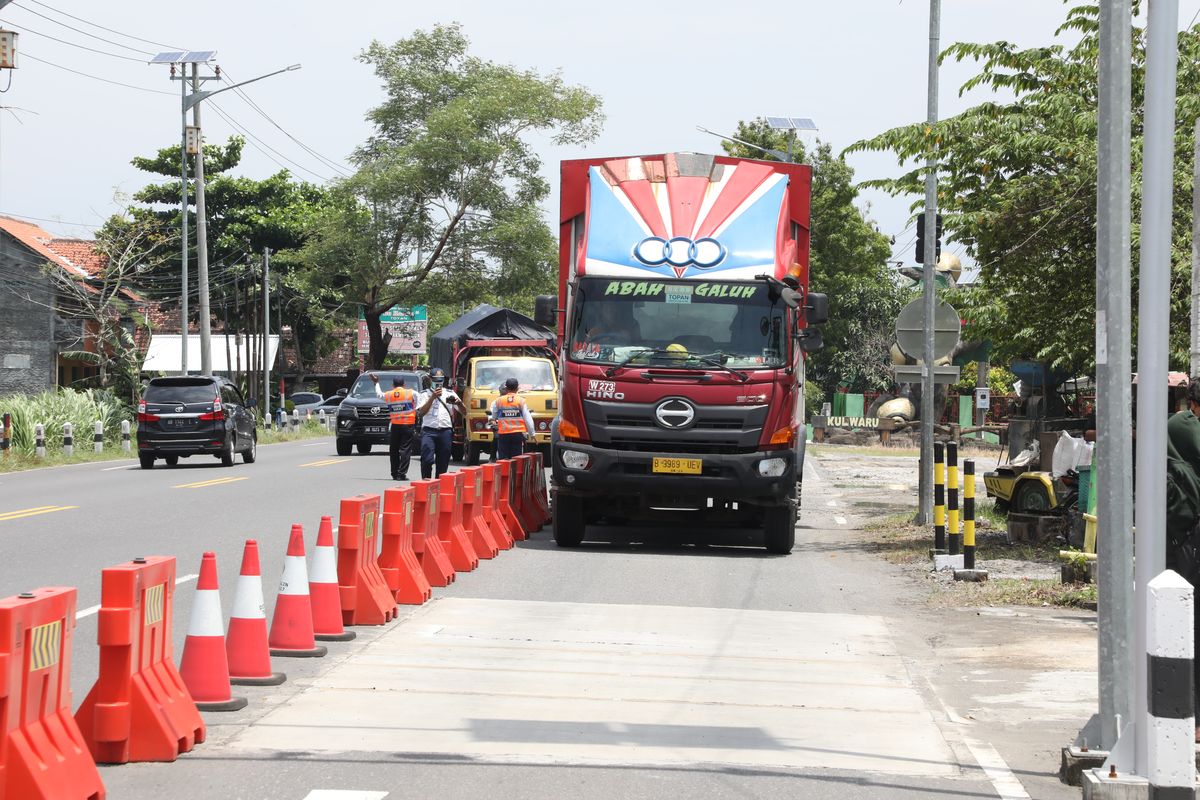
[[0, 440, 1087, 799]]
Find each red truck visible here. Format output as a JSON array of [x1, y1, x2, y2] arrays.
[[536, 152, 826, 553]]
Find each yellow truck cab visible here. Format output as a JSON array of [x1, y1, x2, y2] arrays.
[[462, 355, 557, 464]]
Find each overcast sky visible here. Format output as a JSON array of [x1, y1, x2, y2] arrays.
[[0, 0, 1195, 271]]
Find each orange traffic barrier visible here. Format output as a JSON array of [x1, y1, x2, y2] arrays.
[[268, 525, 327, 657], [438, 472, 480, 571], [179, 552, 247, 712], [412, 480, 455, 587], [226, 541, 287, 684], [310, 516, 356, 641], [459, 466, 500, 558], [1, 587, 105, 800], [380, 487, 432, 605], [531, 451, 552, 523], [336, 495, 397, 626], [517, 454, 545, 532], [481, 463, 515, 549], [497, 459, 527, 541], [76, 556, 206, 764]]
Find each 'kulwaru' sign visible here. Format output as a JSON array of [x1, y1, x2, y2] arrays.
[[823, 416, 880, 429]]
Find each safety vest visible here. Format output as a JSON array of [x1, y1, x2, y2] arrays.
[[495, 394, 528, 434], [384, 387, 416, 425]]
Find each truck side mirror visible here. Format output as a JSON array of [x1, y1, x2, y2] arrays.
[[534, 295, 558, 328], [796, 329, 824, 353], [805, 292, 829, 326], [336, 388, 348, 397]]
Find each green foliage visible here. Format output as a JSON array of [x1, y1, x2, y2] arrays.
[[2, 389, 131, 454], [295, 24, 602, 369], [721, 120, 901, 394], [952, 361, 1019, 394], [804, 378, 825, 421], [849, 1, 1200, 374]]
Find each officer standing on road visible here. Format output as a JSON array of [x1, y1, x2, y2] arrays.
[[381, 376, 417, 481], [417, 367, 464, 479], [490, 377, 536, 461]]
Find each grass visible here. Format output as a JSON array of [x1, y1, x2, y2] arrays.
[[259, 422, 333, 445], [932, 578, 1097, 609], [810, 443, 919, 458]]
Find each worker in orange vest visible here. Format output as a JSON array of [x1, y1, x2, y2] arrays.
[[490, 377, 536, 461], [383, 376, 417, 480]]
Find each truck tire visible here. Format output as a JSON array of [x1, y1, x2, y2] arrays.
[[451, 442, 464, 463], [553, 493, 585, 548], [465, 441, 483, 466], [336, 438, 352, 457], [763, 500, 796, 554]]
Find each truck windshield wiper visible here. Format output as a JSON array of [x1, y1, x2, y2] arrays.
[[604, 347, 657, 377], [690, 355, 749, 383]]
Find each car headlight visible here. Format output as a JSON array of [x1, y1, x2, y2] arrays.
[[758, 457, 787, 477], [561, 450, 590, 470]]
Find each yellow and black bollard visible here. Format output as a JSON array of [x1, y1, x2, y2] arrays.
[[947, 442, 960, 555], [933, 442, 946, 551], [963, 459, 976, 569]]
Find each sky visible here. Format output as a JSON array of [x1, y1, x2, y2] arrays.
[[0, 0, 1196, 272]]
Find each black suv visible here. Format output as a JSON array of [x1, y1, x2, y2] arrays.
[[335, 370, 424, 456], [137, 376, 258, 469]]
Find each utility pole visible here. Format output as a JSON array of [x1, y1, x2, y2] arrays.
[[1134, 0, 1178, 774], [1095, 0, 1134, 754], [1191, 118, 1200, 379], [191, 63, 213, 376], [179, 69, 189, 375], [917, 0, 941, 525], [263, 246, 271, 424]]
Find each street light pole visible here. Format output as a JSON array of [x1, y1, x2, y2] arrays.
[[191, 63, 212, 375], [918, 0, 941, 526], [179, 70, 189, 374]]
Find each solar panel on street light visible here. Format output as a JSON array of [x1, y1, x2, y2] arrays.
[[767, 116, 818, 131], [149, 51, 185, 64], [181, 51, 215, 63]]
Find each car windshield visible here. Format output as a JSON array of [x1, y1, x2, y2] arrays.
[[473, 360, 554, 391], [568, 277, 790, 368], [291, 393, 322, 405], [349, 373, 418, 399], [144, 380, 218, 404]]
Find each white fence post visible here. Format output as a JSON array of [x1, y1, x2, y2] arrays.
[[93, 420, 103, 453], [120, 420, 131, 452], [35, 423, 45, 458], [1146, 569, 1195, 797], [62, 422, 73, 457]]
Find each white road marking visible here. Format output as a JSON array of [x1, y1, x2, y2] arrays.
[[963, 737, 1031, 799], [803, 456, 824, 483], [302, 442, 327, 447], [834, 515, 847, 525], [101, 464, 135, 471], [826, 499, 839, 508], [302, 792, 388, 800], [76, 573, 197, 621]]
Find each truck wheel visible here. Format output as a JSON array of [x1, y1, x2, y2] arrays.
[[356, 443, 372, 455], [465, 441, 482, 466], [451, 442, 464, 463], [553, 493, 585, 548], [336, 438, 352, 457], [763, 500, 796, 554]]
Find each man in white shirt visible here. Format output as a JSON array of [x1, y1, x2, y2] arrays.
[[416, 367, 465, 479]]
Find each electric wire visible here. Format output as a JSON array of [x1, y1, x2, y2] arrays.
[[206, 99, 334, 182], [22, 52, 174, 95], [17, 0, 187, 51], [8, 2, 155, 55], [1, 20, 147, 62]]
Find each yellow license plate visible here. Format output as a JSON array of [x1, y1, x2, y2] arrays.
[[652, 457, 702, 475]]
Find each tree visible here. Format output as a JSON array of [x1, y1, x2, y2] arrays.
[[848, 2, 1200, 374], [720, 119, 901, 394], [297, 24, 602, 369]]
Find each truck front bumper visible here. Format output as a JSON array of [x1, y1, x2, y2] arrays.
[[551, 442, 796, 505]]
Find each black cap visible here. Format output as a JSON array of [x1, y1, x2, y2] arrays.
[[504, 377, 519, 391]]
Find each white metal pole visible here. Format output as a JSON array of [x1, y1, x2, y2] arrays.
[[180, 71, 189, 375], [918, 0, 941, 526], [1095, 0, 1135, 753], [1134, 0, 1179, 774], [192, 63, 212, 376]]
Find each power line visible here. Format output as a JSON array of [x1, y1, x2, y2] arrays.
[[9, 2, 155, 55], [206, 99, 334, 182], [22, 52, 174, 95], [17, 0, 187, 51], [1, 19, 147, 63]]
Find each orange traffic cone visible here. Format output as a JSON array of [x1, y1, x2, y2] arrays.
[[179, 551, 248, 711], [268, 524, 327, 658], [226, 540, 286, 686], [310, 516, 355, 641]]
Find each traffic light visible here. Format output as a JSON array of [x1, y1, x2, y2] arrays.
[[914, 212, 942, 264]]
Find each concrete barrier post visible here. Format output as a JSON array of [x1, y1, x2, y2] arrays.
[[35, 422, 45, 458], [946, 441, 960, 555], [291, 410, 300, 431], [1, 411, 10, 456], [1147, 569, 1195, 798], [63, 421, 73, 457], [93, 419, 103, 453], [121, 419, 131, 452], [318, 409, 326, 430], [963, 460, 976, 569], [933, 442, 946, 551]]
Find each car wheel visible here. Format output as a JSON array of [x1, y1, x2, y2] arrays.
[[139, 454, 154, 469], [243, 433, 257, 464], [221, 435, 235, 467], [356, 443, 372, 455], [165, 455, 179, 467], [336, 437, 352, 456]]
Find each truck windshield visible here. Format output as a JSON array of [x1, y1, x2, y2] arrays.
[[473, 360, 555, 391], [568, 277, 789, 369]]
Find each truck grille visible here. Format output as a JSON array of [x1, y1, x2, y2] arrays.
[[584, 400, 768, 455]]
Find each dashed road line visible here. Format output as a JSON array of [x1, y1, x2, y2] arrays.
[[300, 458, 349, 468], [834, 515, 847, 525], [172, 476, 249, 489], [0, 505, 78, 522], [76, 573, 197, 621], [963, 737, 1031, 799], [826, 499, 840, 508]]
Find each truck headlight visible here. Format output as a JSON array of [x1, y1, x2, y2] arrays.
[[758, 457, 787, 477], [561, 450, 590, 470]]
